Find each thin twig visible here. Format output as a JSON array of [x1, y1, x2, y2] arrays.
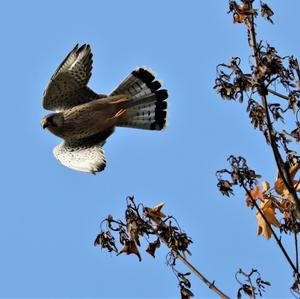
[[247, 271, 256, 299], [267, 88, 289, 100], [295, 232, 299, 274], [239, 268, 256, 299]]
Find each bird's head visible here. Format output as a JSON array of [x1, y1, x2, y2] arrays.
[[40, 113, 64, 130]]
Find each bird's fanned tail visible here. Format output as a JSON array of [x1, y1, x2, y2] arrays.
[[110, 68, 168, 130]]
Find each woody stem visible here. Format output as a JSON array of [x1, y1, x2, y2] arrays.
[[175, 252, 230, 299], [243, 185, 298, 274], [295, 232, 299, 274], [247, 2, 300, 220], [151, 218, 230, 299], [267, 89, 289, 101]]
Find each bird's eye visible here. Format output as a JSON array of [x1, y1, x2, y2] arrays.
[[53, 121, 60, 127], [48, 117, 57, 127]]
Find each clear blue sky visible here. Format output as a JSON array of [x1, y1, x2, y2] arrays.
[[0, 0, 299, 298]]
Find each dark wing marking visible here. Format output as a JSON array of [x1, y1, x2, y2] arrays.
[[43, 44, 100, 111]]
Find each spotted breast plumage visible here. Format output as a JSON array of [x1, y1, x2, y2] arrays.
[[41, 44, 168, 174]]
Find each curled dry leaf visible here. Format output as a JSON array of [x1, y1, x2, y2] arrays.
[[246, 185, 265, 208], [281, 199, 294, 219], [146, 238, 161, 258], [144, 202, 166, 220], [180, 285, 194, 299], [231, 2, 257, 24], [256, 200, 280, 240], [94, 231, 118, 253], [261, 180, 270, 192], [117, 240, 142, 262], [178, 272, 192, 288], [217, 179, 234, 196], [261, 2, 274, 23], [128, 221, 141, 246], [274, 162, 300, 196], [233, 12, 246, 24]]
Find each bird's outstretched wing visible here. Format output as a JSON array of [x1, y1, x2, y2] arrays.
[[43, 44, 99, 111], [53, 130, 114, 174]]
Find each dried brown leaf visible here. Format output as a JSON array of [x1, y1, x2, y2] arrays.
[[180, 286, 194, 299], [128, 221, 141, 246], [144, 202, 166, 220], [146, 238, 161, 258], [274, 162, 300, 196], [117, 240, 142, 261], [256, 200, 280, 240], [246, 185, 265, 208], [261, 180, 270, 191], [233, 12, 246, 24]]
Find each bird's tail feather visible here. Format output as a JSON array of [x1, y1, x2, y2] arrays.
[[110, 68, 168, 130]]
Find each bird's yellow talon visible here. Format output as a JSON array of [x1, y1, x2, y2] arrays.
[[115, 109, 126, 118], [108, 109, 127, 120]]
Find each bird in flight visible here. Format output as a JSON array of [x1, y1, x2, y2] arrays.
[[41, 44, 168, 174]]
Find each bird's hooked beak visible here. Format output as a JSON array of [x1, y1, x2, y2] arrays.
[[40, 118, 49, 129]]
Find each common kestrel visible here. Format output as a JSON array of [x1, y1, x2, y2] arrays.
[[41, 44, 168, 174]]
